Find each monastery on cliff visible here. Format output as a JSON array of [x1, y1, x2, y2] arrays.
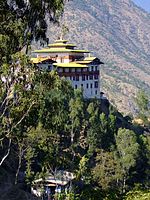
[[31, 39, 104, 99]]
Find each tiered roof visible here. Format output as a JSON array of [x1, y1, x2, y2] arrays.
[[48, 39, 76, 48], [33, 39, 89, 53], [33, 48, 89, 53], [31, 39, 104, 67]]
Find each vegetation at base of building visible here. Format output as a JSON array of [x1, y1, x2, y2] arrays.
[[0, 1, 150, 200], [0, 61, 150, 199]]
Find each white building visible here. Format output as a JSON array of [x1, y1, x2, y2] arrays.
[[31, 170, 75, 197], [31, 39, 104, 99]]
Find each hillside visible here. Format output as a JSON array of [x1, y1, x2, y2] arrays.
[[1, 1, 150, 199], [45, 0, 150, 115]]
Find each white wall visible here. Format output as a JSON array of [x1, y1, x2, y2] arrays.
[[37, 63, 101, 99], [68, 75, 100, 99]]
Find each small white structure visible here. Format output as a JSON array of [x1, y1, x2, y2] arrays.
[[31, 39, 104, 99], [31, 170, 75, 198]]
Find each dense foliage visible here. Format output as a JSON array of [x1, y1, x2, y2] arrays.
[[0, 0, 66, 63], [0, 1, 150, 200], [0, 64, 149, 199]]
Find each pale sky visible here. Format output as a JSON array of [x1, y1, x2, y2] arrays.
[[133, 0, 150, 13]]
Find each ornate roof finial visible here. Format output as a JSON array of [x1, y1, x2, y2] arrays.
[[59, 23, 69, 40]]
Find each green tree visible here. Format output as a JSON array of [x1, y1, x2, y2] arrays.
[[0, 53, 36, 166], [0, 0, 66, 62], [125, 189, 150, 200], [135, 90, 150, 126], [135, 90, 149, 112], [0, 0, 67, 168], [100, 113, 116, 150], [115, 128, 139, 193], [69, 89, 84, 163], [26, 72, 74, 175], [86, 101, 101, 156], [76, 155, 90, 183], [138, 134, 150, 187], [93, 149, 118, 190]]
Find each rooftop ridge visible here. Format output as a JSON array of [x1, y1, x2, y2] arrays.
[[55, 39, 68, 43]]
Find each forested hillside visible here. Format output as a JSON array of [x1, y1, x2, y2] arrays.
[[0, 67, 150, 200], [0, 0, 150, 200], [46, 0, 150, 114]]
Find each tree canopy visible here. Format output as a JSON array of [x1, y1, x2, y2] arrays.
[[0, 1, 150, 199], [0, 0, 66, 62]]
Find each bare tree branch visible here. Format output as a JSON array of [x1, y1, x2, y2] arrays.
[[0, 101, 35, 164], [0, 138, 12, 166]]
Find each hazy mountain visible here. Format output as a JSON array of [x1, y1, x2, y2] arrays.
[[45, 0, 150, 114]]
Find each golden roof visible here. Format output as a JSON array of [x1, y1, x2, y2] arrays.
[[55, 39, 68, 43], [53, 62, 88, 68], [33, 39, 89, 54], [84, 57, 97, 61], [30, 57, 52, 64], [48, 43, 76, 47], [33, 48, 89, 53], [76, 57, 96, 64]]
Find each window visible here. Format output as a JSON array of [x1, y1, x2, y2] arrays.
[[82, 75, 85, 81], [94, 74, 98, 79], [94, 81, 98, 88], [81, 84, 83, 88], [95, 66, 98, 71], [73, 76, 75, 81], [76, 75, 79, 81], [89, 75, 93, 80], [91, 66, 94, 71], [58, 68, 63, 72], [86, 75, 88, 80], [86, 83, 89, 88], [95, 90, 97, 95], [70, 76, 72, 80], [75, 85, 77, 89], [90, 83, 93, 88], [65, 68, 69, 72], [48, 65, 51, 70]]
